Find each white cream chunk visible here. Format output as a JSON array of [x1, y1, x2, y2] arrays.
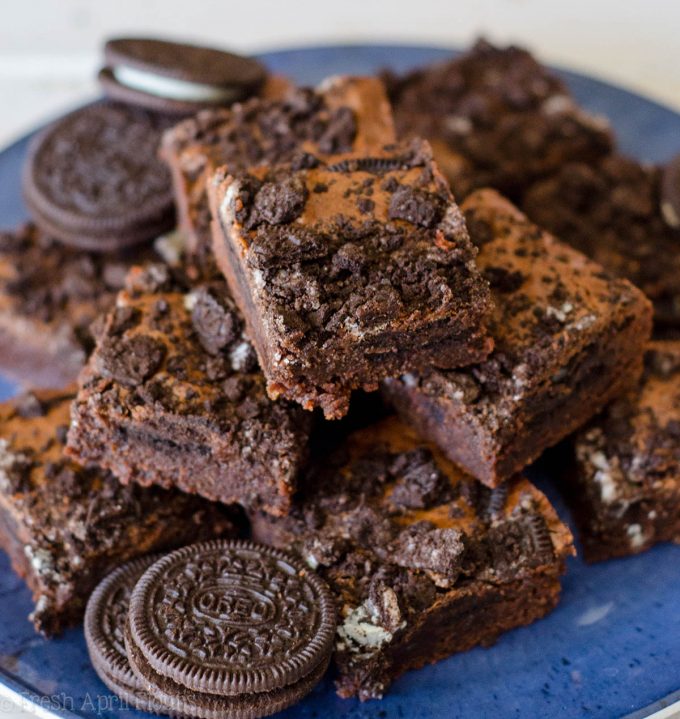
[[113, 66, 242, 103]]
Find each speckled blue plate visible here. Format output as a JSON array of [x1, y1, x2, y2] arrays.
[[0, 45, 679, 719]]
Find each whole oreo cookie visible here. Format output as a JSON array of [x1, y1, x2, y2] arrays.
[[23, 102, 175, 252], [661, 153, 680, 228], [126, 539, 335, 718], [84, 555, 169, 714], [99, 37, 267, 115]]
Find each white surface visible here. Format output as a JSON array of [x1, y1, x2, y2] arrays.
[[1, 0, 680, 149]]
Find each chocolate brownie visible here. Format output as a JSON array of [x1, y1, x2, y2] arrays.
[[385, 39, 612, 199], [383, 189, 653, 486], [570, 341, 680, 561], [523, 155, 680, 331], [250, 417, 574, 700], [0, 388, 240, 635], [160, 76, 396, 271], [0, 223, 152, 388], [210, 139, 493, 419], [66, 263, 312, 516]]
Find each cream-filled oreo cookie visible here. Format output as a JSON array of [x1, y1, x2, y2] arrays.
[[99, 37, 267, 114]]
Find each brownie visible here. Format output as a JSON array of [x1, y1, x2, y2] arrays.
[[160, 76, 396, 272], [250, 417, 574, 700], [0, 223, 152, 387], [570, 341, 680, 561], [209, 139, 494, 419], [0, 388, 240, 635], [66, 263, 312, 516], [385, 39, 613, 199], [383, 189, 653, 486], [523, 155, 680, 331]]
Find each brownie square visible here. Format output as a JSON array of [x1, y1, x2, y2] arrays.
[[570, 341, 680, 561], [0, 388, 240, 635], [160, 76, 396, 270], [383, 189, 653, 486], [209, 139, 494, 419], [250, 417, 574, 700], [523, 155, 680, 331], [385, 39, 612, 199], [66, 263, 312, 516], [0, 223, 152, 387]]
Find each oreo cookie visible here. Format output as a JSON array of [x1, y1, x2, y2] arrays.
[[99, 37, 267, 115], [661, 153, 680, 228], [125, 539, 335, 719], [84, 555, 169, 714], [23, 102, 175, 252]]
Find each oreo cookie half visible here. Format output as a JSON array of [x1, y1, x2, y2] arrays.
[[126, 539, 336, 718], [84, 555, 169, 714], [23, 102, 175, 252], [99, 37, 267, 115]]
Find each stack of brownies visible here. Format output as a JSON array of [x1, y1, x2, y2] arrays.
[[0, 36, 679, 710]]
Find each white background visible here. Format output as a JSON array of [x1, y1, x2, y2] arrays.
[[0, 0, 679, 149]]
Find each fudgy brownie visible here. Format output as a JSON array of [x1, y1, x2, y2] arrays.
[[0, 388, 240, 635], [523, 155, 680, 331], [383, 189, 653, 486], [209, 139, 494, 419], [66, 263, 312, 516], [160, 76, 395, 271], [0, 223, 152, 388], [250, 417, 574, 700], [570, 341, 680, 561], [385, 39, 612, 199]]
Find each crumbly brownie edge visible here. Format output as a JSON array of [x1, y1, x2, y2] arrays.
[[67, 377, 305, 517], [336, 569, 565, 701], [568, 487, 680, 563], [384, 297, 651, 486]]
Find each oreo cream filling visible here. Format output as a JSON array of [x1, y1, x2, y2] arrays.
[[113, 66, 242, 103]]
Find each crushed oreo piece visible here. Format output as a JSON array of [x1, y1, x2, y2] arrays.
[[98, 334, 165, 387], [190, 286, 237, 355]]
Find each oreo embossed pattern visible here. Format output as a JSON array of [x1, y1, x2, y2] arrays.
[[123, 540, 336, 719]]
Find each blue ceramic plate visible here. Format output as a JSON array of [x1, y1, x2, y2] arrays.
[[0, 45, 679, 719]]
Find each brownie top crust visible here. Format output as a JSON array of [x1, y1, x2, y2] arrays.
[[385, 39, 612, 197], [212, 139, 492, 371], [523, 155, 680, 329], [160, 76, 396, 271], [162, 76, 395, 168]]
